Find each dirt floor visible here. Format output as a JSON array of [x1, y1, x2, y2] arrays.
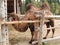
[[8, 20, 60, 45]]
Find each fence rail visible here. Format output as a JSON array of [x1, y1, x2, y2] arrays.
[[0, 15, 60, 45], [1, 20, 40, 24], [42, 36, 60, 42]]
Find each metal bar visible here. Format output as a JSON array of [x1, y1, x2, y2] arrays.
[[14, 0, 17, 13], [42, 36, 60, 42], [0, 24, 2, 45], [1, 20, 40, 24]]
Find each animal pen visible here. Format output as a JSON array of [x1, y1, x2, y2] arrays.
[[0, 0, 60, 45]]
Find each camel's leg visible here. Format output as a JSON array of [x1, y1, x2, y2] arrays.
[[33, 27, 38, 41], [43, 22, 50, 39], [29, 23, 34, 44], [50, 20, 55, 38], [33, 23, 39, 42]]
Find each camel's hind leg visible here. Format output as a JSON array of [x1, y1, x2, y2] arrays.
[[50, 20, 55, 38], [43, 22, 50, 39], [43, 20, 55, 39]]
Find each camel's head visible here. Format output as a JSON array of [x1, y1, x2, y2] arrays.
[[8, 13, 19, 21], [40, 2, 50, 10]]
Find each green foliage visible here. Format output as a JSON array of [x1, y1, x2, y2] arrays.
[[21, 0, 60, 15], [31, 0, 41, 8], [22, 0, 32, 14], [22, 2, 26, 14], [31, 0, 60, 15], [47, 0, 60, 15], [25, 0, 31, 5]]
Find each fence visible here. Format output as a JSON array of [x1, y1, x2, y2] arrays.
[[0, 0, 9, 45], [1, 13, 60, 45]]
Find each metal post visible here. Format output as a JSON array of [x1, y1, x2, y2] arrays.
[[17, 0, 20, 14], [4, 0, 9, 45], [1, 0, 9, 45], [0, 24, 2, 45], [0, 0, 5, 45], [14, 0, 17, 13]]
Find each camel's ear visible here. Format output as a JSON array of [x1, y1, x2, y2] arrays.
[[40, 2, 50, 10]]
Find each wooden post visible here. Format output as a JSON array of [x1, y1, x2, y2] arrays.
[[38, 11, 45, 45]]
